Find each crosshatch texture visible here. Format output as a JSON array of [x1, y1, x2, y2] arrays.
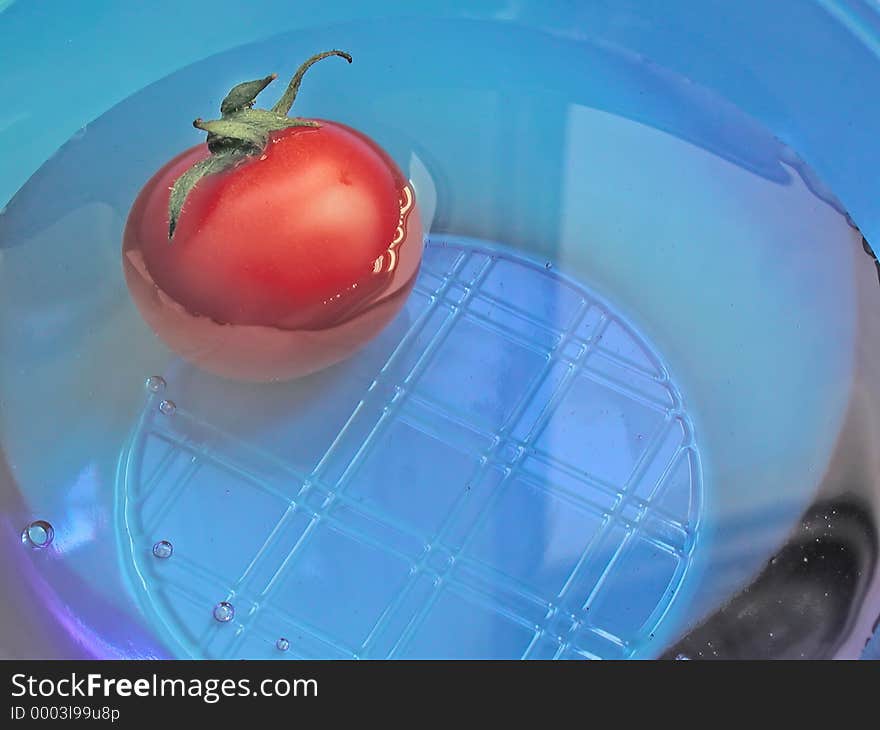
[[118, 238, 703, 659]]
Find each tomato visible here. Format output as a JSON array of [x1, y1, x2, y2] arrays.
[[123, 51, 422, 382]]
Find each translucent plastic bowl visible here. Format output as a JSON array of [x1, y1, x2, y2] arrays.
[[1, 0, 879, 659]]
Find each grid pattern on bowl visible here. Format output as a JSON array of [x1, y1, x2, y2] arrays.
[[118, 237, 703, 660]]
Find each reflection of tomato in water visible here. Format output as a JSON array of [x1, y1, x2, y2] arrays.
[[123, 51, 422, 382]]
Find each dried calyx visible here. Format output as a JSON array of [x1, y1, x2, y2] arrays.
[[168, 49, 353, 239]]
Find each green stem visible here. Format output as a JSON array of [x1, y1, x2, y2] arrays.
[[271, 50, 352, 116], [220, 73, 277, 115], [167, 49, 352, 240]]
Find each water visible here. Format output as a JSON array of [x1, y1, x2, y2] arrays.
[[158, 400, 177, 417], [20, 520, 54, 549], [0, 17, 870, 659], [213, 601, 235, 623], [152, 540, 173, 559], [145, 376, 167, 394]]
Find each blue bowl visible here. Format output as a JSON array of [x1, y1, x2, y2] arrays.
[[1, 0, 879, 659]]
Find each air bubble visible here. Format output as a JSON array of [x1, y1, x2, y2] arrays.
[[674, 653, 690, 661], [544, 261, 552, 269], [21, 520, 54, 549], [145, 375, 166, 393], [158, 399, 176, 416], [213, 601, 235, 623], [276, 638, 290, 652], [152, 540, 173, 559]]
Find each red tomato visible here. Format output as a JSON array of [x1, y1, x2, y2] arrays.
[[123, 52, 422, 382]]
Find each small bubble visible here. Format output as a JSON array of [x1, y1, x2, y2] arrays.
[[145, 375, 166, 393], [544, 261, 552, 269], [674, 653, 690, 661], [152, 540, 173, 559], [21, 520, 54, 549], [159, 399, 176, 416], [213, 601, 235, 623], [276, 637, 290, 652]]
